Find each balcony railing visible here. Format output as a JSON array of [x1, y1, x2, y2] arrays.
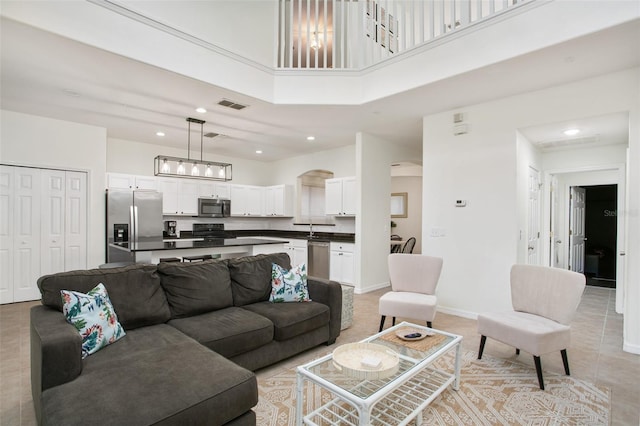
[[277, 0, 533, 70]]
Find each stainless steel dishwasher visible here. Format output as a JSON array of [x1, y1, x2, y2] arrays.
[[308, 240, 330, 279]]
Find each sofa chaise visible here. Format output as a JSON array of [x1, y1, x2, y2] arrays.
[[30, 253, 342, 425]]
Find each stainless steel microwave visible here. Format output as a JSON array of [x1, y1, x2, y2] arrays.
[[198, 198, 231, 217]]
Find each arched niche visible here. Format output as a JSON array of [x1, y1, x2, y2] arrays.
[[297, 169, 334, 223]]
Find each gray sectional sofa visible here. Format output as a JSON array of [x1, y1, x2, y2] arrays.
[[30, 253, 342, 426]]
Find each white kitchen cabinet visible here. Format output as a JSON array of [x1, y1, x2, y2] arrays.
[[198, 182, 230, 199], [107, 173, 157, 190], [285, 239, 308, 266], [157, 178, 179, 215], [178, 180, 199, 215], [330, 242, 355, 285], [230, 185, 263, 216], [325, 176, 356, 216], [264, 185, 293, 217]]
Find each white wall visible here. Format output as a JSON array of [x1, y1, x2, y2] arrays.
[[356, 132, 420, 293], [117, 1, 277, 67], [0, 110, 107, 268], [422, 68, 640, 353]]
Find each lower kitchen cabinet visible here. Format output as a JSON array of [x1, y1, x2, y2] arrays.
[[329, 242, 355, 285], [285, 239, 308, 266]]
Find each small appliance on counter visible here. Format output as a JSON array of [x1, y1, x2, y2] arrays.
[[164, 220, 177, 237]]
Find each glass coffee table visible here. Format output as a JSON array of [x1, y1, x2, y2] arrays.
[[295, 322, 462, 426]]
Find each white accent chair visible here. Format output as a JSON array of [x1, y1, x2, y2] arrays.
[[477, 264, 586, 390], [379, 254, 443, 332]]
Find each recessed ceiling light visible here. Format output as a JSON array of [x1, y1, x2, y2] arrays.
[[256, 150, 263, 154], [307, 136, 315, 141], [156, 131, 165, 137], [563, 128, 580, 136], [196, 107, 207, 113]]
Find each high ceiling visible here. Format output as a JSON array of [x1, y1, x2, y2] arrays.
[[1, 13, 638, 162]]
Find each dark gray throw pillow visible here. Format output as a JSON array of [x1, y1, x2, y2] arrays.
[[227, 253, 291, 306], [158, 259, 233, 318]]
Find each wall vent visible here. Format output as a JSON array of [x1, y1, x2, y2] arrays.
[[218, 99, 248, 110]]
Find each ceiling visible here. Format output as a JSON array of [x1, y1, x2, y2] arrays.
[[1, 15, 638, 163]]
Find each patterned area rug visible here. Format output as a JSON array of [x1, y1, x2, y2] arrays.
[[256, 351, 610, 425]]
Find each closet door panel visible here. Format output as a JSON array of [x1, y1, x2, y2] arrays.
[[0, 166, 14, 304], [41, 170, 66, 275], [13, 168, 42, 302], [65, 172, 87, 271]]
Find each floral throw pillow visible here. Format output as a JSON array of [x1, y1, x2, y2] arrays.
[[270, 263, 311, 303], [61, 283, 126, 358]]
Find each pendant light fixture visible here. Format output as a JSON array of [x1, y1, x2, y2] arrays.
[[154, 117, 232, 181]]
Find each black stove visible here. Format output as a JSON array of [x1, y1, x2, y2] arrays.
[[192, 223, 227, 240]]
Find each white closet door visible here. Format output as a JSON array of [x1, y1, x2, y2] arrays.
[[41, 170, 66, 276], [0, 166, 15, 304], [13, 167, 42, 302], [65, 171, 87, 271]]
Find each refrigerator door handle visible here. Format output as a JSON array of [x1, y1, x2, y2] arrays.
[[133, 205, 139, 241], [129, 205, 135, 242]]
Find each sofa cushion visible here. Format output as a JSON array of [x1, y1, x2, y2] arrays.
[[227, 253, 291, 306], [168, 307, 274, 359], [42, 324, 258, 426], [270, 262, 311, 303], [158, 259, 233, 318], [61, 283, 126, 358], [38, 264, 170, 330], [241, 301, 330, 341]]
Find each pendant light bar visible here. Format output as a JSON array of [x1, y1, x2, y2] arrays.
[[154, 117, 232, 181]]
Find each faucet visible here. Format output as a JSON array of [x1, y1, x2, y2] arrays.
[[309, 223, 314, 238]]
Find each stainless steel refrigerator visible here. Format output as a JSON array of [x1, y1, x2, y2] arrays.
[[106, 189, 163, 263]]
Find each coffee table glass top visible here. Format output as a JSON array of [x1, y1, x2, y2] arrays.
[[302, 322, 458, 399]]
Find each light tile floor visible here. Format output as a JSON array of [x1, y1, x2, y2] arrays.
[[1, 286, 638, 425]]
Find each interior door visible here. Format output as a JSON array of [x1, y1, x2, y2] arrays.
[[41, 169, 66, 276], [0, 166, 15, 304], [65, 171, 87, 270], [13, 167, 42, 302], [527, 166, 540, 264], [569, 186, 586, 272]]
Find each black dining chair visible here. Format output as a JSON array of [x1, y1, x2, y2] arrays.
[[402, 237, 416, 254], [390, 234, 403, 253]]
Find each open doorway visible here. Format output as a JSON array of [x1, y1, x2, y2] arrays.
[[580, 185, 617, 288]]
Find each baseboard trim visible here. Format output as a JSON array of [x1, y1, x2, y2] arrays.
[[437, 305, 478, 320], [623, 341, 640, 355], [355, 282, 390, 294]]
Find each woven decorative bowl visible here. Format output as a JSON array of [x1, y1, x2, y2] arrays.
[[332, 342, 399, 380]]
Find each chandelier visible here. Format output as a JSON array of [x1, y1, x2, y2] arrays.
[[154, 118, 232, 181]]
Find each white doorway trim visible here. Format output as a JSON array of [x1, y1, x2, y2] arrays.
[[543, 163, 626, 314]]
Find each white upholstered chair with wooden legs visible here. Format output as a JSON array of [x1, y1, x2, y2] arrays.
[[477, 264, 586, 390], [379, 254, 443, 332]]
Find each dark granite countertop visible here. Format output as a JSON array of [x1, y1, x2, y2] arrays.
[[110, 237, 287, 252], [225, 229, 355, 243]]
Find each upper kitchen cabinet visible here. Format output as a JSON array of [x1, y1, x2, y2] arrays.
[[157, 178, 179, 215], [264, 185, 293, 217], [198, 182, 230, 199], [107, 173, 157, 190], [325, 176, 356, 216], [178, 180, 199, 215], [230, 185, 264, 216]]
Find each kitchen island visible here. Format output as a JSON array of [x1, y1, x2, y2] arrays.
[[109, 237, 287, 264]]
